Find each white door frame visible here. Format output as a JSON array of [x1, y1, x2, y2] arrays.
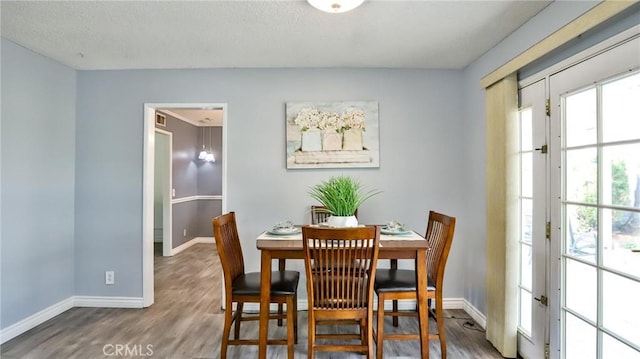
[[517, 78, 549, 359], [142, 102, 228, 307], [154, 128, 173, 257]]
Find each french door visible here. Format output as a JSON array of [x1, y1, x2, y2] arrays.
[[518, 30, 640, 359], [517, 79, 548, 359], [548, 35, 640, 358]]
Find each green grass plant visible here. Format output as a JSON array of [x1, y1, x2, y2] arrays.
[[308, 176, 381, 216]]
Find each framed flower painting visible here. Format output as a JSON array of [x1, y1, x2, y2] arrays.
[[286, 101, 380, 169]]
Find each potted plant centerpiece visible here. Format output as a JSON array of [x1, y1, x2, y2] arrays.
[[308, 175, 381, 227]]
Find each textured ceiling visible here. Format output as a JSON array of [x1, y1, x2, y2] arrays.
[[1, 0, 552, 71]]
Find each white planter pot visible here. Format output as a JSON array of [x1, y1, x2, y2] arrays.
[[327, 215, 359, 227]]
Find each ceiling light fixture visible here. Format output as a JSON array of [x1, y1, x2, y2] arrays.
[[198, 126, 208, 160], [307, 0, 365, 13], [205, 126, 215, 162]]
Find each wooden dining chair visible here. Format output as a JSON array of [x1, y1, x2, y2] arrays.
[[302, 225, 381, 359], [373, 211, 456, 359], [212, 212, 300, 359]]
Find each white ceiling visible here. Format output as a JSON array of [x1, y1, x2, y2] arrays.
[[1, 0, 552, 71]]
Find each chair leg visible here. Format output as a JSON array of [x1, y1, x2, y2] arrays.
[[277, 259, 286, 326], [390, 259, 399, 327], [392, 299, 399, 327], [286, 297, 295, 359], [293, 293, 299, 344], [366, 312, 374, 359], [277, 303, 284, 326], [234, 302, 244, 340], [436, 291, 447, 359], [221, 299, 234, 359], [308, 310, 315, 359], [376, 294, 385, 359]]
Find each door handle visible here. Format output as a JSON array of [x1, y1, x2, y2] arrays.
[[534, 144, 548, 153], [534, 295, 548, 306]]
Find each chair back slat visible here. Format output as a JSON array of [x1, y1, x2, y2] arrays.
[[425, 211, 456, 287], [212, 212, 245, 287], [303, 226, 380, 311], [310, 205, 331, 225]]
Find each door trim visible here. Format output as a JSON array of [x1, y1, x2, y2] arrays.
[[154, 128, 173, 257]]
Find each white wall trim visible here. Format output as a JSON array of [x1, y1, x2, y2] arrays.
[[73, 296, 144, 308], [0, 296, 144, 344], [171, 237, 215, 256], [462, 298, 487, 329], [1, 293, 484, 345], [171, 195, 223, 205], [155, 128, 174, 257], [0, 297, 74, 344]]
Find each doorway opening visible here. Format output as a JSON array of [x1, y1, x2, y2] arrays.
[[142, 103, 227, 307]]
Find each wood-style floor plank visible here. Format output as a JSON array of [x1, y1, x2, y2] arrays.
[[1, 243, 502, 358]]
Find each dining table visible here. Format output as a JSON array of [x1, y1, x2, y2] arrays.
[[255, 225, 430, 359]]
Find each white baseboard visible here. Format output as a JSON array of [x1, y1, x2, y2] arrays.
[[463, 298, 487, 329], [0, 296, 144, 344], [73, 296, 144, 308], [1, 292, 486, 346], [171, 236, 215, 255], [0, 297, 74, 344]]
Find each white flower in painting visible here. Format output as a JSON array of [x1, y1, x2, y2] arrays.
[[319, 111, 343, 131], [340, 108, 366, 130], [294, 108, 321, 131]]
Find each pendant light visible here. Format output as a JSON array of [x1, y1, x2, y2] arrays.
[[205, 126, 215, 162], [198, 125, 208, 160]]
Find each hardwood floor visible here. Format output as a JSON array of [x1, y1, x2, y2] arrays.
[[1, 243, 503, 358]]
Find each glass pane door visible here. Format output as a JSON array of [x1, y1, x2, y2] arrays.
[[518, 79, 547, 359], [559, 71, 640, 359]]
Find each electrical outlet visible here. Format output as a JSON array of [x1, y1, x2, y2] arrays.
[[183, 229, 187, 237], [105, 271, 115, 285]]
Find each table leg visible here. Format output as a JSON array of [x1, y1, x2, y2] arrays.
[[259, 250, 272, 359], [416, 250, 429, 359]]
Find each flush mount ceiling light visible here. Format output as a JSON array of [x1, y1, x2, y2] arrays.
[[307, 0, 365, 13]]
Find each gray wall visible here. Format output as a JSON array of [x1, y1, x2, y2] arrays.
[[198, 126, 223, 237], [74, 68, 467, 299], [157, 115, 222, 246], [163, 115, 198, 198], [1, 39, 76, 327], [162, 114, 199, 247], [198, 127, 222, 196]]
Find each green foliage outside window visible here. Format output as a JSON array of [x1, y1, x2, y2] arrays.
[[576, 161, 630, 233]]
